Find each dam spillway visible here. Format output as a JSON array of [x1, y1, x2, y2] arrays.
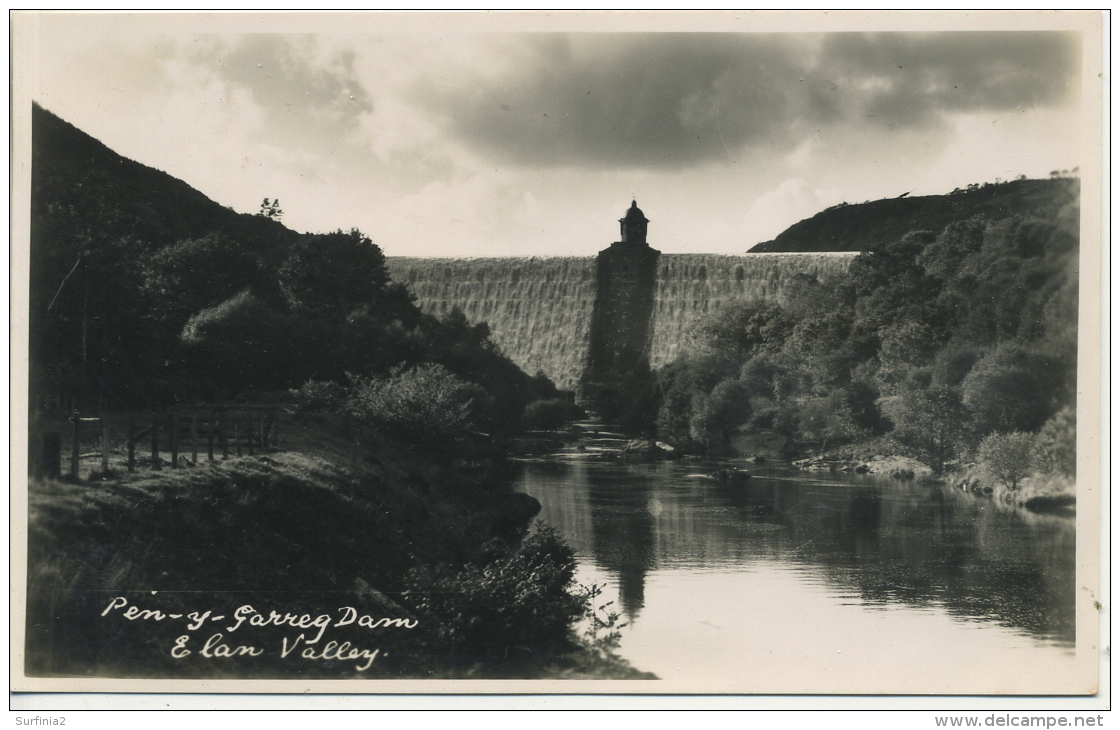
[[385, 256, 598, 392], [385, 202, 856, 396], [649, 253, 857, 369], [386, 251, 856, 393]]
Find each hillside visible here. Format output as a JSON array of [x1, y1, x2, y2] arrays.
[[749, 177, 1079, 253], [29, 104, 557, 424], [31, 102, 293, 250], [30, 104, 304, 409]]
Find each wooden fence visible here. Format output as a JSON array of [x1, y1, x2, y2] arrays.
[[39, 406, 279, 482]]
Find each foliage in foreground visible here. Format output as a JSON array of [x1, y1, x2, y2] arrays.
[[25, 422, 649, 679]]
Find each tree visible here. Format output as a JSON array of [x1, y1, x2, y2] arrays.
[[689, 299, 786, 361], [1033, 406, 1076, 479], [259, 198, 283, 220], [278, 230, 390, 319], [689, 378, 752, 446], [656, 355, 739, 442], [978, 432, 1034, 490], [882, 386, 968, 474], [798, 394, 860, 456], [918, 217, 986, 281], [961, 345, 1058, 435]]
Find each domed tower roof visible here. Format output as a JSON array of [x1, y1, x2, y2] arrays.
[[619, 200, 649, 244]]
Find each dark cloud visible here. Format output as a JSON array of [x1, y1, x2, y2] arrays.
[[415, 32, 1080, 169], [816, 32, 1081, 128], [209, 35, 373, 142]]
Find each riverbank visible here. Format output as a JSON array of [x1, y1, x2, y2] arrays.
[[782, 437, 1076, 516], [24, 408, 653, 679], [595, 427, 1075, 519]]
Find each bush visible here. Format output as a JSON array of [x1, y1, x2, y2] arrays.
[[978, 431, 1035, 491], [345, 364, 491, 447], [291, 379, 345, 411], [405, 526, 583, 663], [522, 398, 586, 430]]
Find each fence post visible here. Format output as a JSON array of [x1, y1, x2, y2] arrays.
[[247, 415, 255, 456], [191, 414, 198, 466], [70, 410, 81, 481], [100, 418, 109, 474], [207, 413, 215, 462], [42, 432, 62, 479], [127, 414, 136, 472], [234, 421, 241, 457], [169, 409, 179, 468], [219, 408, 228, 460], [151, 414, 161, 471], [260, 415, 269, 449]]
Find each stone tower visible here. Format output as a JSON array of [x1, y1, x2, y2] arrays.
[[619, 199, 649, 244], [580, 201, 661, 406]]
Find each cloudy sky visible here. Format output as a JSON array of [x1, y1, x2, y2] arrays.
[[20, 14, 1088, 257]]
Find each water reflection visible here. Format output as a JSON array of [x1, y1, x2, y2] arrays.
[[584, 468, 656, 618], [521, 460, 1075, 647]]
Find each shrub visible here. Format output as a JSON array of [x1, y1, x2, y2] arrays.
[[291, 379, 345, 411], [405, 526, 583, 662], [978, 431, 1035, 491], [345, 364, 491, 447]]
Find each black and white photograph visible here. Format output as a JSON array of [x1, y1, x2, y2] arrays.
[[10, 11, 1105, 699]]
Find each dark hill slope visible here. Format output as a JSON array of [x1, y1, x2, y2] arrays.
[[29, 104, 555, 425], [749, 178, 1079, 253], [30, 103, 303, 408], [31, 102, 293, 249]]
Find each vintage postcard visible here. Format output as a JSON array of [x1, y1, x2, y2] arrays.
[[10, 11, 1106, 702]]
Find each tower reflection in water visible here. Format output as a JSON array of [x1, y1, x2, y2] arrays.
[[521, 458, 1074, 645], [584, 467, 656, 619]]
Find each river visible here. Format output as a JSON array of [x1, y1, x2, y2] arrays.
[[515, 433, 1083, 693]]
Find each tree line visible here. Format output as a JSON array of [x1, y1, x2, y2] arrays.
[[29, 104, 561, 449], [606, 177, 1079, 492]]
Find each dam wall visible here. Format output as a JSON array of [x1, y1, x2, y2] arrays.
[[386, 256, 597, 391], [387, 251, 856, 392], [649, 253, 858, 369], [386, 197, 857, 398]]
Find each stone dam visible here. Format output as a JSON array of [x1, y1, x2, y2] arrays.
[[386, 203, 857, 397]]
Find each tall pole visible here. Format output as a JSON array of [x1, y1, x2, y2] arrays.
[[151, 414, 161, 470], [100, 418, 109, 474], [70, 410, 81, 481], [127, 414, 136, 472]]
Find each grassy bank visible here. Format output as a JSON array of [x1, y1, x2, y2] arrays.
[[24, 408, 653, 679]]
